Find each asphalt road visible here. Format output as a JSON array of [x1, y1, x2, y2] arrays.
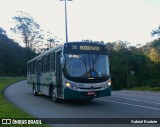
[[3, 80, 160, 127]]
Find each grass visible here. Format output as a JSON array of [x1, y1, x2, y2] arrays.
[[0, 77, 49, 127], [129, 86, 160, 91]]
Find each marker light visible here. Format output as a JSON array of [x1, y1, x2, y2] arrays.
[[108, 80, 112, 86]]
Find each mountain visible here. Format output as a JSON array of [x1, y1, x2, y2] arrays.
[[0, 34, 36, 76]]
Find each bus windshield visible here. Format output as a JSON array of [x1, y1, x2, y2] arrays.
[[64, 54, 110, 78]]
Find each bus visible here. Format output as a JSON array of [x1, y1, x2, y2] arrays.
[[27, 42, 111, 102]]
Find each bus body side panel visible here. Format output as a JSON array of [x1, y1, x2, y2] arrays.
[[27, 74, 37, 87], [40, 72, 55, 96], [40, 72, 49, 95]]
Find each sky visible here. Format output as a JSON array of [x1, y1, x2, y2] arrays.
[[0, 0, 160, 46]]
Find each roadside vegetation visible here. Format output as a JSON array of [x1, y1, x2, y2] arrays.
[[0, 77, 49, 127], [108, 39, 160, 90], [129, 86, 160, 91]]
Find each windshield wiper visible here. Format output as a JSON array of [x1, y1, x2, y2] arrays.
[[91, 55, 99, 70], [80, 55, 87, 72]]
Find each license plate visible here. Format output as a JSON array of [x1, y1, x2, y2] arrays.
[[87, 92, 95, 95]]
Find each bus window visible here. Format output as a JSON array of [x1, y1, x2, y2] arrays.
[[34, 61, 37, 74], [42, 56, 50, 73], [27, 63, 30, 74], [42, 57, 44, 72], [50, 52, 55, 72], [30, 62, 33, 74], [46, 55, 50, 72], [42, 57, 46, 73], [29, 63, 31, 74], [32, 62, 34, 74]]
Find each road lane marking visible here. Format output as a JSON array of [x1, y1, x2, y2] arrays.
[[96, 98, 160, 111], [111, 95, 160, 105]]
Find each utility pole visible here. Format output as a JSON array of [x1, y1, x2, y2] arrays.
[[60, 0, 72, 42]]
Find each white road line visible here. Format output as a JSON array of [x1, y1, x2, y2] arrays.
[[96, 98, 160, 111], [111, 95, 160, 105]]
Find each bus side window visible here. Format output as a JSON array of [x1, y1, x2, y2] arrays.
[[32, 62, 34, 74], [47, 54, 50, 72], [27, 63, 30, 74], [34, 61, 37, 74], [30, 62, 33, 74], [29, 63, 31, 74], [50, 52, 55, 72], [42, 57, 46, 73], [42, 58, 44, 72], [42, 56, 49, 73]]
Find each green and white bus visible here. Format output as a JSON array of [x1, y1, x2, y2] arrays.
[[27, 42, 111, 102]]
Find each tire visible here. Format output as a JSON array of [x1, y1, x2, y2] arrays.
[[51, 86, 59, 103], [33, 84, 38, 96]]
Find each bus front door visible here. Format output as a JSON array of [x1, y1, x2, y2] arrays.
[[56, 51, 62, 97], [37, 59, 41, 93]]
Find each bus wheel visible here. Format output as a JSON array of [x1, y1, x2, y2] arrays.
[[51, 87, 59, 103], [33, 84, 38, 96]]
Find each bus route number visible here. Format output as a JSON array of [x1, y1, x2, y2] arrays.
[[72, 45, 78, 50]]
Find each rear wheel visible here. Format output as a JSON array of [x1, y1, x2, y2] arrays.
[[51, 86, 59, 103], [33, 84, 38, 96]]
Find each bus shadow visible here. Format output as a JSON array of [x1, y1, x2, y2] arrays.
[[33, 93, 106, 106], [59, 98, 106, 106]]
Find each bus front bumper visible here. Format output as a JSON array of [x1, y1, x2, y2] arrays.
[[63, 87, 111, 100]]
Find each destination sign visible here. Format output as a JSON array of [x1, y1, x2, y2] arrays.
[[80, 46, 100, 51], [64, 42, 108, 54], [70, 45, 101, 51]]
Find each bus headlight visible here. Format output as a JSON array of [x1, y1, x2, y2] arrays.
[[108, 80, 111, 86], [65, 82, 78, 90], [65, 82, 71, 88]]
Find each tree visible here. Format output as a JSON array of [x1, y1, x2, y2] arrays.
[[82, 39, 104, 44], [11, 11, 43, 51], [149, 48, 160, 63], [33, 31, 60, 53], [45, 31, 60, 50], [0, 27, 6, 34], [152, 25, 160, 36]]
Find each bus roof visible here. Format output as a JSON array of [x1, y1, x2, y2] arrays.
[[28, 44, 63, 63], [27, 42, 106, 63]]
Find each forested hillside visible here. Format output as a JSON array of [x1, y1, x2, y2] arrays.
[[108, 39, 160, 90], [0, 34, 36, 76]]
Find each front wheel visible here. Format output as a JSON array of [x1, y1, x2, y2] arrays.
[[51, 87, 59, 103]]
